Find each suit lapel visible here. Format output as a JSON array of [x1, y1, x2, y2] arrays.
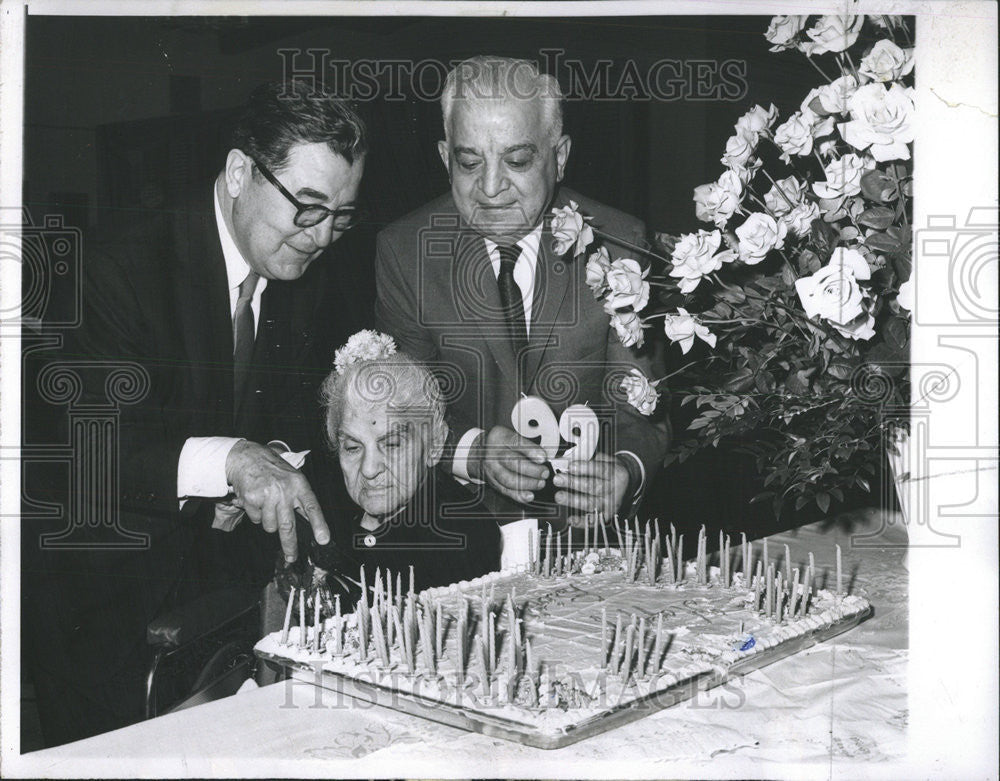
[[457, 227, 520, 391], [524, 209, 574, 392]]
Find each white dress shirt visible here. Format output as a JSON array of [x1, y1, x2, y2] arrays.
[[175, 184, 268, 501]]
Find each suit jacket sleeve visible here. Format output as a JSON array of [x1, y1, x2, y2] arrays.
[[71, 238, 189, 516]]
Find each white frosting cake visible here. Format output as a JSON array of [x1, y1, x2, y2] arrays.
[[255, 533, 871, 748]]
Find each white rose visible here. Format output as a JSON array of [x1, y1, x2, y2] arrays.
[[585, 246, 612, 298], [858, 40, 915, 83], [812, 153, 876, 199], [550, 200, 595, 256], [610, 309, 646, 348], [663, 308, 716, 354], [779, 201, 821, 238], [693, 170, 743, 228], [801, 15, 866, 56], [795, 247, 872, 326], [763, 176, 806, 216], [604, 258, 650, 312], [765, 15, 808, 51], [669, 229, 730, 293], [720, 130, 759, 170], [772, 109, 833, 163], [801, 74, 860, 115], [735, 104, 779, 136], [896, 278, 914, 311], [619, 368, 659, 416], [839, 82, 915, 162], [832, 309, 877, 340], [735, 213, 787, 265]]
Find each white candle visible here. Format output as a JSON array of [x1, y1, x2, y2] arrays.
[[298, 587, 306, 648], [280, 586, 295, 645], [601, 607, 608, 668], [312, 594, 321, 653], [334, 595, 343, 655], [836, 544, 843, 595]]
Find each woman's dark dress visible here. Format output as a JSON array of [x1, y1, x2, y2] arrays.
[[288, 449, 501, 600]]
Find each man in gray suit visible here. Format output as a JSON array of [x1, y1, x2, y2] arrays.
[[375, 56, 667, 544]]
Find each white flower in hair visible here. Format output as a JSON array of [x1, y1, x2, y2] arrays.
[[333, 330, 398, 375]]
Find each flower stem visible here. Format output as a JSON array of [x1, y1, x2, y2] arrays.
[[759, 168, 798, 211], [592, 227, 672, 265], [803, 54, 834, 83]]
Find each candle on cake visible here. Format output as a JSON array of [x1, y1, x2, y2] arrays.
[[280, 586, 295, 645], [298, 587, 306, 649]]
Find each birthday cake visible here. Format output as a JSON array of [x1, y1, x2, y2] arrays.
[[254, 524, 871, 749]]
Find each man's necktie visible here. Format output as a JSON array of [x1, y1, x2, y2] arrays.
[[496, 244, 528, 354], [232, 270, 259, 412]]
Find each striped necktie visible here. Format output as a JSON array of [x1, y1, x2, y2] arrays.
[[496, 243, 527, 354]]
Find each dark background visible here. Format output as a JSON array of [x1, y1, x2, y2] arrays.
[[22, 14, 844, 539]]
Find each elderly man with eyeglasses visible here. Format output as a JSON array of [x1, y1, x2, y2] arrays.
[[23, 80, 369, 746]]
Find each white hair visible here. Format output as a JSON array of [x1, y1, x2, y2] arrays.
[[441, 56, 564, 145]]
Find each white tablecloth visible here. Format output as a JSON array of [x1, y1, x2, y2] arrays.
[[18, 510, 910, 779]]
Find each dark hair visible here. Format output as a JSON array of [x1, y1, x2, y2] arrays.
[[231, 80, 367, 172]]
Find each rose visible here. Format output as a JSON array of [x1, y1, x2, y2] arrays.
[[858, 40, 915, 83], [735, 213, 787, 264], [765, 15, 808, 51], [669, 229, 733, 293], [663, 308, 716, 354], [896, 278, 914, 311], [779, 201, 821, 238], [550, 201, 595, 256], [620, 368, 659, 415], [763, 176, 806, 216], [735, 104, 779, 136], [812, 153, 876, 199], [604, 258, 650, 312], [720, 130, 759, 170], [693, 170, 743, 228], [605, 258, 649, 312], [773, 109, 835, 163], [800, 15, 865, 56], [610, 309, 645, 348], [832, 309, 877, 340], [839, 82, 915, 162], [585, 246, 612, 299], [795, 247, 872, 328], [802, 74, 860, 115]]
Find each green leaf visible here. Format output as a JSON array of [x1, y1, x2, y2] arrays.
[[827, 362, 855, 380], [858, 206, 895, 230], [885, 317, 909, 349], [815, 492, 831, 514], [795, 494, 810, 510], [865, 231, 904, 253], [860, 170, 895, 203]]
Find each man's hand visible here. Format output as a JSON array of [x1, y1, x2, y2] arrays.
[[225, 440, 329, 563], [470, 425, 549, 505], [553, 452, 630, 528]]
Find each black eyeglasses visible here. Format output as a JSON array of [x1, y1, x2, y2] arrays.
[[251, 156, 363, 230]]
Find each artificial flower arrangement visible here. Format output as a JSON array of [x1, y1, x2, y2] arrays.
[[552, 14, 914, 516]]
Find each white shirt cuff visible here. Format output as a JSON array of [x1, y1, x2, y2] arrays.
[[615, 449, 646, 498], [178, 436, 244, 502], [453, 427, 485, 485]]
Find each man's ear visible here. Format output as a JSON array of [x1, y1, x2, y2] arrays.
[[554, 134, 572, 182], [437, 140, 451, 179], [425, 418, 449, 467], [224, 149, 252, 198]]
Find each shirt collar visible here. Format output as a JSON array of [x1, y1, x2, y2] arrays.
[[484, 222, 543, 262]]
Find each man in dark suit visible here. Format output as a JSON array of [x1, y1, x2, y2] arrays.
[[22, 81, 368, 746], [375, 57, 668, 560]]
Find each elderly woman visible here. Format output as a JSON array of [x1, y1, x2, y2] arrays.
[[292, 332, 500, 597]]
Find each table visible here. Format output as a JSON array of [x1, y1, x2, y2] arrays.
[[17, 510, 909, 778]]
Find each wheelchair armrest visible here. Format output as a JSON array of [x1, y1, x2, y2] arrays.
[[147, 586, 260, 650]]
